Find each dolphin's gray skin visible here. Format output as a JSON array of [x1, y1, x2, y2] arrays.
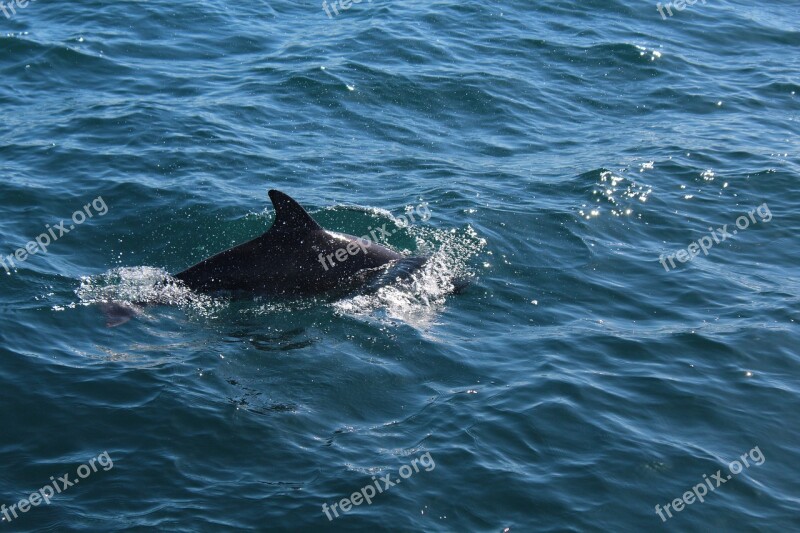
[[174, 190, 422, 296]]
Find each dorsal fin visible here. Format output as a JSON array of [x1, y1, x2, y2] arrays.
[[268, 189, 323, 233]]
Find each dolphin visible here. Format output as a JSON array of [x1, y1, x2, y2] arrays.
[[174, 190, 426, 297]]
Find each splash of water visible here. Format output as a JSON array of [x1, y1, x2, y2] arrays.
[[74, 266, 225, 319], [333, 224, 486, 331]]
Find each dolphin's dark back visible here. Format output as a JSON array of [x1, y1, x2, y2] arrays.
[[174, 190, 411, 296]]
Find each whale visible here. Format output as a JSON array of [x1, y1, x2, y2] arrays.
[[174, 190, 426, 296]]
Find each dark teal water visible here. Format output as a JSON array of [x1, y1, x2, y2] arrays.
[[2, 0, 799, 531]]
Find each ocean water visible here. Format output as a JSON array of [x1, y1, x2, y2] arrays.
[[1, 0, 799, 531]]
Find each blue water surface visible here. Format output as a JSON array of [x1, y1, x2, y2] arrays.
[[1, 0, 799, 531]]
